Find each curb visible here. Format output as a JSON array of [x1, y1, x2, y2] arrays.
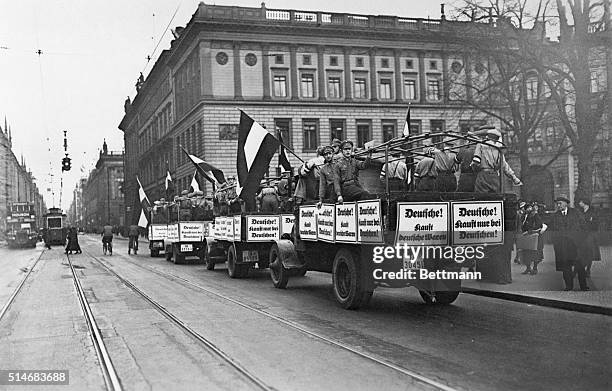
[[461, 288, 612, 316]]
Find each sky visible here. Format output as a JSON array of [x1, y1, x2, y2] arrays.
[[0, 0, 447, 210]]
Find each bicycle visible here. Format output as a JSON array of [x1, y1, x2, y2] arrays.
[[103, 239, 113, 255], [128, 236, 138, 255]]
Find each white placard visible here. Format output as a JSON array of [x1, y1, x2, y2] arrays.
[[179, 222, 205, 241], [451, 201, 504, 245], [335, 203, 357, 243], [356, 200, 383, 243], [214, 217, 223, 240], [396, 202, 449, 245], [149, 224, 168, 241], [246, 215, 280, 242], [203, 221, 213, 237], [166, 223, 179, 242], [298, 206, 318, 241], [316, 204, 335, 242], [281, 214, 295, 236], [233, 215, 242, 241]]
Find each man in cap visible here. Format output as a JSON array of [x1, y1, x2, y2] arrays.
[[425, 136, 459, 192], [331, 138, 343, 161], [179, 189, 193, 221], [550, 194, 589, 291], [334, 140, 372, 201], [455, 131, 482, 192], [380, 150, 409, 192], [318, 145, 342, 206], [257, 179, 280, 213], [294, 146, 326, 203], [471, 127, 522, 193]]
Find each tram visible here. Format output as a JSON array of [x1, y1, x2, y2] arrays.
[[43, 207, 67, 245], [6, 202, 39, 248]]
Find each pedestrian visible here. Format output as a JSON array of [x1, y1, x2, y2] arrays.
[[128, 224, 139, 255], [65, 226, 81, 254], [577, 198, 601, 277], [455, 132, 478, 192], [318, 145, 341, 205], [470, 127, 522, 193], [379, 151, 409, 192], [519, 202, 544, 275], [514, 200, 527, 264], [424, 136, 458, 192], [334, 140, 372, 201], [42, 228, 51, 249], [550, 194, 589, 291], [413, 155, 437, 191]]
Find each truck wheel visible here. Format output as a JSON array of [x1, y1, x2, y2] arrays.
[[419, 290, 460, 305], [165, 246, 172, 262], [173, 246, 185, 264], [227, 245, 248, 278], [269, 244, 289, 289], [204, 245, 215, 270], [150, 249, 159, 257], [332, 248, 371, 310]]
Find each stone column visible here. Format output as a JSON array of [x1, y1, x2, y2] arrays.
[[233, 41, 243, 99], [317, 46, 326, 101], [418, 50, 427, 103], [262, 44, 270, 100], [369, 49, 377, 101]]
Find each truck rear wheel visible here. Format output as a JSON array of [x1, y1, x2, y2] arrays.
[[419, 290, 460, 305], [269, 244, 289, 289], [150, 249, 159, 257], [204, 245, 215, 270], [227, 245, 248, 278], [332, 248, 372, 310], [173, 246, 185, 264]]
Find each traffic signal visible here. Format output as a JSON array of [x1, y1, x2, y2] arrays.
[[62, 156, 71, 171]]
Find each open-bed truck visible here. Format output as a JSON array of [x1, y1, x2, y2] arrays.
[[148, 223, 168, 257], [267, 193, 517, 309], [164, 220, 213, 264], [204, 213, 295, 277]]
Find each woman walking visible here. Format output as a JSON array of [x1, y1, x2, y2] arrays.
[[520, 202, 544, 275]]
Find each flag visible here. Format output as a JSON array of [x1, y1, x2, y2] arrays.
[[182, 147, 226, 186], [136, 176, 151, 228], [189, 170, 201, 193], [402, 105, 411, 137], [165, 170, 174, 199], [236, 110, 280, 198], [277, 130, 292, 172]]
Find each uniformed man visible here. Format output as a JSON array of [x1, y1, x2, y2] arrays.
[[257, 180, 280, 213], [178, 189, 192, 220], [413, 155, 437, 191], [471, 128, 522, 193], [455, 132, 479, 192], [331, 138, 343, 161], [380, 151, 409, 192], [426, 136, 458, 192], [318, 146, 342, 205], [294, 146, 325, 203], [334, 140, 372, 201]]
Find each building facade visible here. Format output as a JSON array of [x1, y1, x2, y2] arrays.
[[67, 177, 87, 229], [82, 141, 125, 233], [119, 2, 610, 226], [0, 119, 46, 234]]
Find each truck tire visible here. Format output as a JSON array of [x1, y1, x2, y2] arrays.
[[150, 249, 159, 257], [419, 290, 460, 305], [204, 245, 215, 270], [165, 245, 172, 262], [332, 248, 372, 310], [269, 243, 289, 289], [173, 246, 185, 264], [227, 245, 248, 278]]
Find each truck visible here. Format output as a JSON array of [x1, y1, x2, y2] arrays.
[[6, 202, 39, 248]]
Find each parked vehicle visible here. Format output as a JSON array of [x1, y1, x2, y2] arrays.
[[6, 202, 39, 248]]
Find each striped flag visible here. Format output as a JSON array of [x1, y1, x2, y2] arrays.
[[165, 170, 174, 199], [402, 105, 411, 137], [189, 170, 201, 193], [236, 110, 279, 198], [182, 147, 226, 186], [136, 176, 151, 228], [277, 130, 292, 172]]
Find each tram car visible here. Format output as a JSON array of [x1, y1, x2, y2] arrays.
[[6, 202, 39, 248], [43, 207, 67, 245]]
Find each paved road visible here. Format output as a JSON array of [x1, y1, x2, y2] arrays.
[[1, 237, 611, 390]]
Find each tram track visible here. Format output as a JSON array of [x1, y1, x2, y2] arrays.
[[107, 253, 459, 391], [0, 250, 44, 322], [81, 251, 275, 391]]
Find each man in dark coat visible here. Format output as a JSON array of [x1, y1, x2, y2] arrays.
[[550, 195, 589, 291]]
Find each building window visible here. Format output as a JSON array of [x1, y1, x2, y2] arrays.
[[275, 119, 292, 147], [379, 78, 392, 99], [410, 120, 421, 136], [429, 60, 438, 70], [356, 122, 371, 148], [275, 54, 284, 64], [303, 55, 311, 65], [430, 120, 445, 143], [381, 58, 389, 68], [219, 124, 239, 140], [406, 59, 414, 69], [328, 76, 342, 98], [356, 57, 364, 67], [330, 119, 345, 141], [354, 78, 367, 99], [382, 121, 396, 142], [302, 120, 318, 151], [300, 73, 315, 98], [427, 79, 441, 101], [273, 75, 287, 97], [330, 56, 338, 66], [404, 79, 417, 100], [526, 78, 538, 100]]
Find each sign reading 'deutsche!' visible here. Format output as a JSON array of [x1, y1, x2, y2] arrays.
[[451, 201, 504, 245], [395, 202, 449, 245]]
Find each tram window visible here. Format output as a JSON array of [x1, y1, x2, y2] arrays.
[[48, 217, 62, 228]]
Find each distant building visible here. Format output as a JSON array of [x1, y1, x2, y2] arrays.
[[67, 178, 87, 229], [0, 118, 46, 233], [82, 141, 124, 232]]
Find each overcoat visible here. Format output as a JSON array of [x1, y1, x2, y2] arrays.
[[550, 208, 588, 271]]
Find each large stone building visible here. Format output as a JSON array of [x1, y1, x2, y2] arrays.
[[67, 177, 87, 229], [82, 141, 124, 232], [119, 2, 610, 225], [0, 118, 46, 233]]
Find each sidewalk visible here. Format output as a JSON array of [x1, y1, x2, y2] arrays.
[[463, 244, 612, 315]]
